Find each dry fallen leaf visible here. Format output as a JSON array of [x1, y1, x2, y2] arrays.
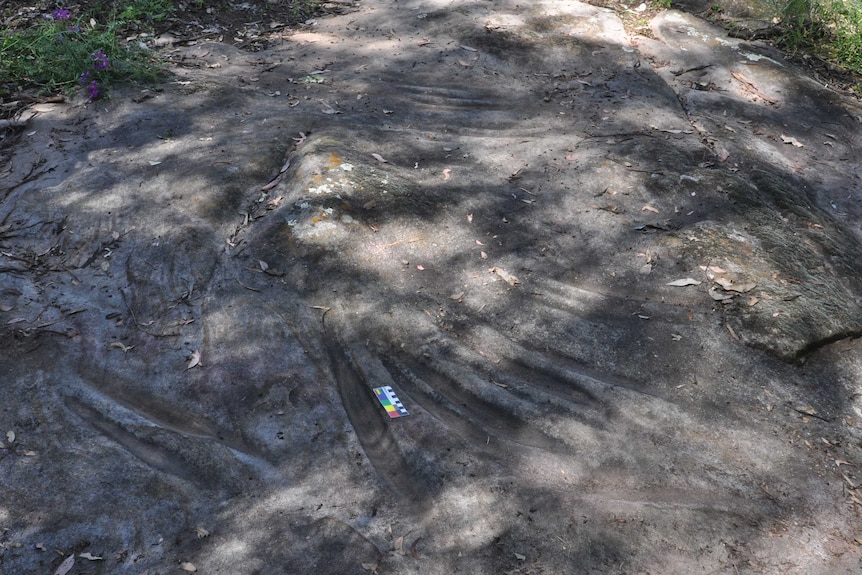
[[0, 303, 12, 312], [781, 135, 804, 147], [443, 168, 452, 181], [361, 562, 379, 573], [107, 342, 134, 353], [709, 288, 734, 301], [259, 260, 269, 271], [372, 153, 389, 163], [466, 212, 472, 222], [714, 277, 757, 293], [641, 204, 660, 214], [261, 174, 283, 191], [187, 349, 202, 370], [841, 472, 860, 489], [195, 527, 210, 538], [514, 552, 526, 561], [666, 278, 702, 287], [6, 430, 14, 444], [79, 552, 102, 561], [53, 555, 75, 575], [480, 251, 488, 259], [410, 536, 422, 559], [395, 536, 405, 555], [180, 562, 197, 572], [718, 148, 730, 162], [489, 266, 519, 286]]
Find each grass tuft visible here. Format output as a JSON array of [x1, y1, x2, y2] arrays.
[[0, 5, 162, 99], [778, 0, 862, 74], [0, 1, 324, 98]]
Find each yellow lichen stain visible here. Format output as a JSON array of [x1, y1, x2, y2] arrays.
[[311, 174, 324, 184], [326, 152, 342, 169]]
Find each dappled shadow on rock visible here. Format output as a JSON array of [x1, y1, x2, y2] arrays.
[[2, 1, 862, 574]]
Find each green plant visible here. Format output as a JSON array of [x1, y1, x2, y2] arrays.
[[117, 0, 175, 24], [777, 0, 862, 74], [287, 0, 323, 22], [0, 7, 160, 97], [827, 0, 862, 71]]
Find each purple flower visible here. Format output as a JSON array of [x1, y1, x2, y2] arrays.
[[51, 9, 71, 21], [79, 71, 92, 84], [85, 80, 100, 101], [91, 49, 110, 71]]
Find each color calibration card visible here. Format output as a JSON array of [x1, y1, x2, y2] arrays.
[[373, 386, 409, 418]]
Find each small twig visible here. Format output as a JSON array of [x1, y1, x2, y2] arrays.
[[731, 71, 778, 104], [759, 482, 776, 501], [376, 238, 422, 249], [790, 406, 831, 422], [121, 290, 142, 329], [672, 64, 714, 76], [235, 276, 261, 292], [63, 267, 82, 283], [725, 323, 739, 341], [311, 305, 331, 319]]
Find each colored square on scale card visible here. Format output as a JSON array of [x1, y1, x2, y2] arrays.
[[373, 386, 409, 418]]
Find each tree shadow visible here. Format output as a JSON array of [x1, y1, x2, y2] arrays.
[[2, 1, 862, 573]]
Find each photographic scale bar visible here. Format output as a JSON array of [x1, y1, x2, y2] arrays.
[[373, 386, 409, 418]]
